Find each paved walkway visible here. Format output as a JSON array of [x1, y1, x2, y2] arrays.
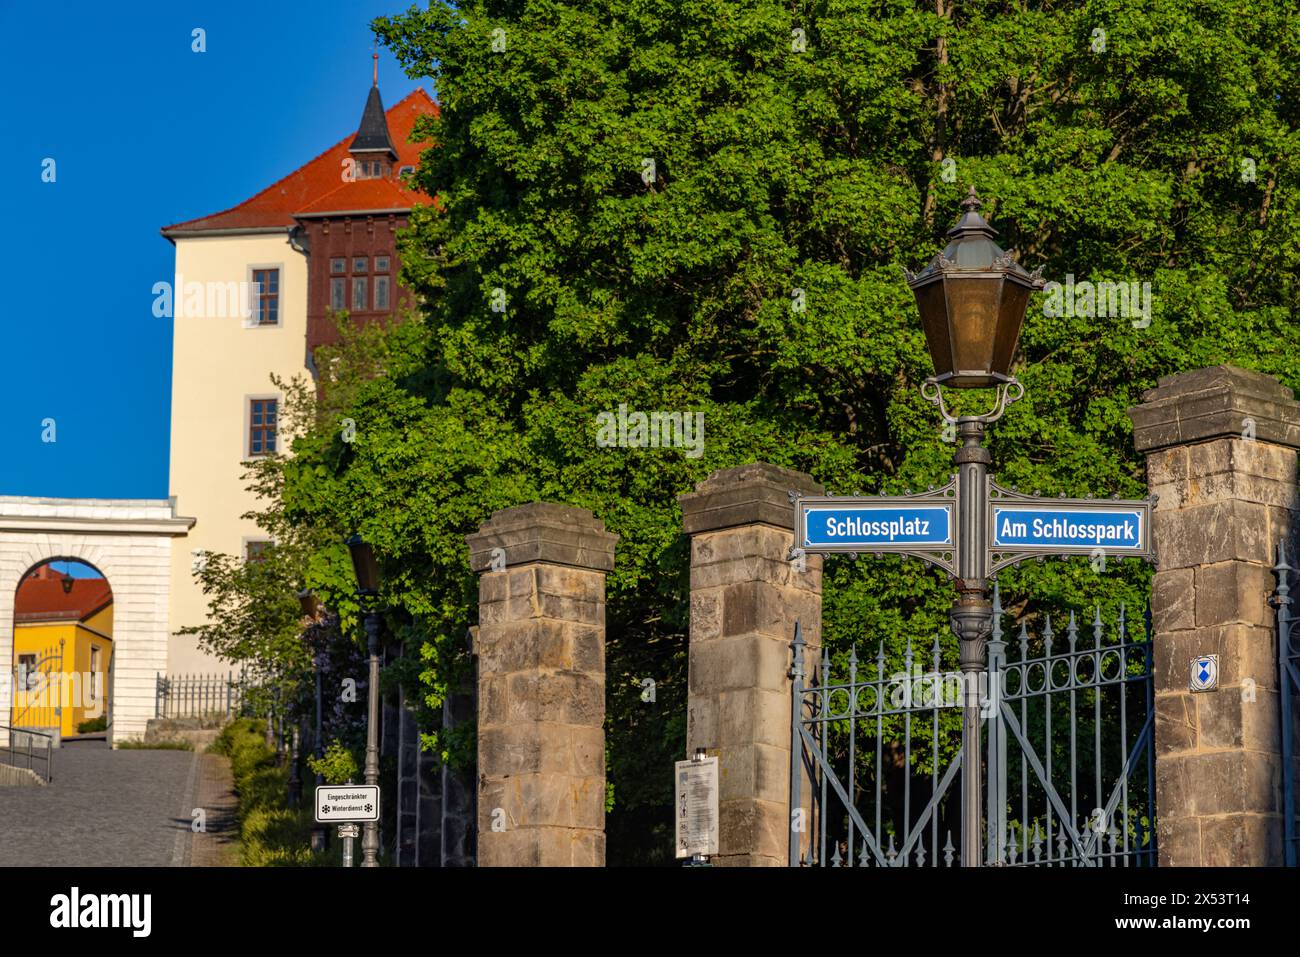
[[0, 738, 236, 867], [191, 753, 239, 866]]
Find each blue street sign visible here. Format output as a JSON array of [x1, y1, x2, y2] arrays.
[[990, 504, 1147, 552], [800, 503, 953, 550]]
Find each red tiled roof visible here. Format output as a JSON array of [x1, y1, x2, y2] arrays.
[[15, 577, 113, 624], [162, 88, 438, 235], [294, 177, 414, 216]]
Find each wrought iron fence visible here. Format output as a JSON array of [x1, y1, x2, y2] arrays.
[[155, 672, 244, 720], [791, 585, 1156, 866], [1273, 543, 1300, 867], [0, 726, 53, 783]]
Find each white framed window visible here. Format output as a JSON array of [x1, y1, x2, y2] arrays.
[[18, 654, 36, 690], [330, 258, 346, 274], [247, 396, 278, 457], [89, 646, 101, 702], [331, 278, 346, 311], [245, 263, 284, 328], [375, 275, 390, 310], [352, 277, 368, 311]]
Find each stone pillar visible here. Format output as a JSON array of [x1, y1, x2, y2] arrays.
[[1129, 365, 1300, 865], [465, 503, 617, 866], [679, 462, 824, 866]]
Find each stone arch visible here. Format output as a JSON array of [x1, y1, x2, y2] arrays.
[[0, 497, 193, 747]]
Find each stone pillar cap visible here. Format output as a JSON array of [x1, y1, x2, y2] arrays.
[[1127, 364, 1300, 454], [465, 502, 617, 573], [679, 461, 824, 535]]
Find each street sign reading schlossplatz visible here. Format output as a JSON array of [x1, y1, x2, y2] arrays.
[[802, 503, 953, 548], [794, 479, 959, 574]]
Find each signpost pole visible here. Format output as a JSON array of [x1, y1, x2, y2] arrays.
[[340, 824, 357, 867], [361, 612, 382, 867], [951, 416, 992, 868]]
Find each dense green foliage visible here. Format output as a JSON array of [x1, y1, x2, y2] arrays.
[[196, 0, 1299, 864]]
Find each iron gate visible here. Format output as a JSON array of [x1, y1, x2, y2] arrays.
[[1273, 543, 1300, 867], [11, 638, 66, 732], [790, 586, 1157, 866]]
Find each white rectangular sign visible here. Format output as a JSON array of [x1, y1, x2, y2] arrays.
[[674, 756, 719, 859], [315, 784, 380, 823]]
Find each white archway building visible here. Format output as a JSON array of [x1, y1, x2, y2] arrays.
[[0, 496, 193, 746]]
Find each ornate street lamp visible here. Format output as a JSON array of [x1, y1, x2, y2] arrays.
[[904, 186, 1044, 390], [345, 535, 383, 868], [905, 186, 1044, 868], [60, 566, 75, 594]]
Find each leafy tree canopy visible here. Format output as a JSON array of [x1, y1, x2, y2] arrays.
[[214, 0, 1298, 863]]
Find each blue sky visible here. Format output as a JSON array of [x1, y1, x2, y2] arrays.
[[0, 1, 428, 499]]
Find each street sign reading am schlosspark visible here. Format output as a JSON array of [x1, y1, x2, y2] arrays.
[[794, 475, 1154, 576]]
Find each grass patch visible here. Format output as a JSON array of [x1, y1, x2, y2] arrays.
[[211, 718, 335, 866]]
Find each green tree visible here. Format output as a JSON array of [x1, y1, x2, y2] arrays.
[[259, 0, 1298, 863]]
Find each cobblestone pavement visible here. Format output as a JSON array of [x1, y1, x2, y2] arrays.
[[0, 739, 202, 867]]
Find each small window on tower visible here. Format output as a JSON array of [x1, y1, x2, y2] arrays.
[[353, 257, 368, 273], [375, 276, 390, 310], [330, 258, 345, 274], [331, 278, 346, 311], [248, 398, 278, 456], [352, 277, 368, 311], [252, 268, 279, 325], [375, 256, 390, 273]]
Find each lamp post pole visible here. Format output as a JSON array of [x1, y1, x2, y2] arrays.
[[951, 416, 992, 869], [361, 609, 382, 867], [345, 534, 384, 868]]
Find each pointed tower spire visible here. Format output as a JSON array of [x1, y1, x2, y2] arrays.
[[350, 61, 397, 163]]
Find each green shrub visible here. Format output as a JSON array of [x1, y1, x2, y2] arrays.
[[307, 739, 359, 785], [212, 718, 328, 865], [76, 715, 107, 734]]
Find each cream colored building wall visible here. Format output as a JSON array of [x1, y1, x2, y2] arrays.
[[168, 232, 308, 674]]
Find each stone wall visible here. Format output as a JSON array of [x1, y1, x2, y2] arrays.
[[1129, 365, 1300, 865], [680, 463, 824, 866], [466, 503, 616, 866]]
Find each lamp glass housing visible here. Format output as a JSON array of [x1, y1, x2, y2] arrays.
[[346, 535, 381, 596], [906, 188, 1044, 389]]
